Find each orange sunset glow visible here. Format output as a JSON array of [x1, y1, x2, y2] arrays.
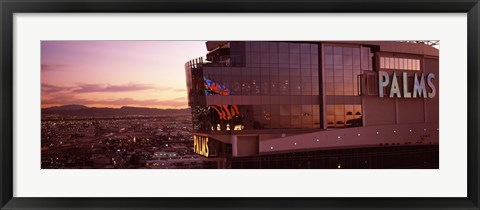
[[41, 41, 206, 109]]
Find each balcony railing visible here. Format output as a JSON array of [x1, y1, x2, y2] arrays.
[[185, 57, 204, 69]]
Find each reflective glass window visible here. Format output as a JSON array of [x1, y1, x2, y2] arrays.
[[380, 57, 421, 71], [279, 42, 289, 53], [334, 55, 343, 66], [301, 53, 311, 65], [279, 53, 289, 64], [269, 42, 278, 53], [290, 53, 300, 65], [250, 42, 260, 52], [260, 42, 269, 52], [322, 45, 364, 128], [311, 44, 318, 54], [291, 116, 302, 128], [301, 43, 311, 54], [291, 105, 302, 115], [324, 46, 333, 54], [191, 42, 324, 130], [334, 46, 343, 55], [289, 43, 300, 54]]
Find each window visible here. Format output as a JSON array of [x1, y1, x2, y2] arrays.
[[381, 56, 420, 70], [324, 45, 363, 96], [323, 45, 364, 129], [196, 42, 324, 130]]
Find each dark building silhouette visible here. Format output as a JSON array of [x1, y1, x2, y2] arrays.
[[185, 41, 439, 169]]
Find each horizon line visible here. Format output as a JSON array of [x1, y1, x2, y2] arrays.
[[42, 104, 190, 110]]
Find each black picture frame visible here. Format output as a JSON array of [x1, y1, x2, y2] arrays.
[[1, 0, 479, 209]]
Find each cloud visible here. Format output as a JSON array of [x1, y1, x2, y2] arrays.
[[41, 64, 69, 72], [173, 88, 186, 92], [42, 96, 187, 108], [42, 83, 157, 95], [171, 96, 187, 101], [72, 83, 155, 93], [41, 83, 188, 108], [42, 84, 75, 93], [106, 98, 187, 107]]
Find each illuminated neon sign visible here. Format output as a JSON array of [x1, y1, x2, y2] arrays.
[[202, 76, 243, 131], [193, 135, 209, 157], [204, 77, 232, 96]]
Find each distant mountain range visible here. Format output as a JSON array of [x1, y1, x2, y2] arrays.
[[42, 104, 191, 117]]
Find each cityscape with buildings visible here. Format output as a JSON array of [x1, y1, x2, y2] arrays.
[[41, 106, 218, 169]]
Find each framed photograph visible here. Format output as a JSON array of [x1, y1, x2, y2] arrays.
[[1, 0, 479, 209]]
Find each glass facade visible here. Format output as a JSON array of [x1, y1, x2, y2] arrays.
[[186, 41, 321, 131], [380, 57, 421, 70], [184, 41, 438, 168], [324, 44, 368, 128], [186, 42, 379, 131]]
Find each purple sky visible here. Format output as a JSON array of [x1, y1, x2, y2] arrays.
[[41, 41, 206, 108]]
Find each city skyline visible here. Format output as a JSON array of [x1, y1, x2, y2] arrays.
[[41, 41, 439, 169], [41, 41, 206, 109]]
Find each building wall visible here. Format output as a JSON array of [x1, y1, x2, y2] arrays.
[[186, 41, 322, 131], [424, 57, 439, 123], [258, 122, 439, 154], [397, 99, 425, 123], [363, 50, 439, 126], [186, 41, 439, 159], [363, 97, 396, 125], [236, 136, 259, 157]]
